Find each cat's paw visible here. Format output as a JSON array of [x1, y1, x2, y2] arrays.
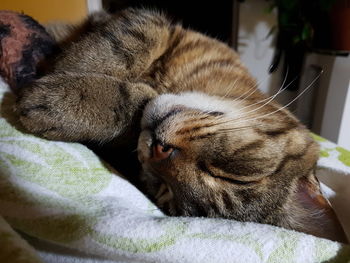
[[16, 73, 158, 143], [15, 79, 73, 140]]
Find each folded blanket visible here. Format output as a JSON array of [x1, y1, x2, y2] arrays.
[[0, 78, 350, 263]]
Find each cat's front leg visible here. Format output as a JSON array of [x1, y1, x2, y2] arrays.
[[15, 9, 173, 143], [16, 72, 157, 143]]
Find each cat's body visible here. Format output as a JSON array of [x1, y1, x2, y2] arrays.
[[16, 9, 347, 243]]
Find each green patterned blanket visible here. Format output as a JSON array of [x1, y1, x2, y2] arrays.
[[0, 79, 350, 263]]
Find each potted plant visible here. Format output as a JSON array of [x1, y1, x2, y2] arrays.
[[264, 0, 339, 90]]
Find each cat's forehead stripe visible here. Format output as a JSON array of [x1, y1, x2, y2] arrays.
[[146, 108, 183, 130]]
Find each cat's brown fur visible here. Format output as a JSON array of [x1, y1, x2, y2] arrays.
[[15, 9, 347, 243]]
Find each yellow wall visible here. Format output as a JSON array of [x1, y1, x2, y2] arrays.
[[0, 0, 88, 23]]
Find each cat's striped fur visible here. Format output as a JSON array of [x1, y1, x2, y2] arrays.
[[16, 9, 347, 243]]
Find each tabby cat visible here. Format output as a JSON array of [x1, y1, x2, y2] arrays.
[[15, 9, 347, 243]]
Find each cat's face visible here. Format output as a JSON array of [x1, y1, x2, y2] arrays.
[[138, 92, 348, 242], [138, 91, 320, 223]]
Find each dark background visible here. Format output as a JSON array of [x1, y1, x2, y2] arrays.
[[103, 0, 236, 45]]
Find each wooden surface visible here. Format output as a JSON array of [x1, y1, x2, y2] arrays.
[[0, 0, 88, 23]]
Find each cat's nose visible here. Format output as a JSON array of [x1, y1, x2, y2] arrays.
[[151, 143, 174, 162]]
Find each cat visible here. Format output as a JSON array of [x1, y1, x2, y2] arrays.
[[15, 8, 347, 243]]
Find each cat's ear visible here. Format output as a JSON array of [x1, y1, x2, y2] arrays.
[[293, 175, 348, 243]]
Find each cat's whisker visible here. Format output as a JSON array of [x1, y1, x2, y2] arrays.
[[211, 69, 320, 128], [229, 72, 271, 102], [229, 83, 258, 103], [219, 77, 259, 104], [205, 69, 291, 125], [220, 78, 239, 99], [231, 70, 323, 125], [230, 67, 291, 117], [231, 76, 298, 120]]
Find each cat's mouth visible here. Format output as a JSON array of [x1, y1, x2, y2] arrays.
[[155, 183, 173, 207], [150, 178, 176, 215]]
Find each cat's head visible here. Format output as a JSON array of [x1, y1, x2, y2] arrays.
[[138, 92, 347, 243]]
